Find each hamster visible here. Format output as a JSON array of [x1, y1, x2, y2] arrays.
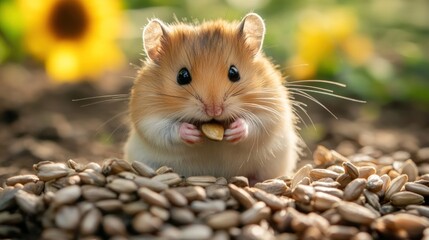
[[124, 13, 301, 182]]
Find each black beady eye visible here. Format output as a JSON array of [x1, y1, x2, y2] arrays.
[[228, 65, 240, 82], [177, 67, 192, 85]]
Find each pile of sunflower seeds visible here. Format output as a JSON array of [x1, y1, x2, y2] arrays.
[[0, 145, 428, 239]]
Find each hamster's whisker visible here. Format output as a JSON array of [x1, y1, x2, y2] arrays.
[[286, 84, 335, 93], [187, 84, 203, 101], [236, 107, 268, 135], [77, 98, 129, 108], [179, 85, 200, 100], [154, 93, 190, 100], [291, 107, 309, 129], [224, 82, 237, 99], [291, 88, 366, 103], [94, 110, 129, 139], [72, 94, 129, 101], [289, 89, 338, 119], [291, 100, 316, 130], [290, 79, 347, 87]]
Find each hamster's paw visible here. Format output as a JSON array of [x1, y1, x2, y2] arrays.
[[224, 118, 249, 143], [179, 122, 203, 144]]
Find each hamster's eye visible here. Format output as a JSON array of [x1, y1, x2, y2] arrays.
[[177, 68, 192, 85], [228, 65, 240, 82]]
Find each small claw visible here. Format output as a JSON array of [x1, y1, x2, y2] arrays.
[[179, 122, 203, 144], [224, 118, 248, 143]]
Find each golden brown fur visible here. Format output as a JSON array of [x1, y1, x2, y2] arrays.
[[125, 14, 301, 181]]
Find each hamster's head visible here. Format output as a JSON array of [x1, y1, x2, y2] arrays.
[[132, 13, 285, 128]]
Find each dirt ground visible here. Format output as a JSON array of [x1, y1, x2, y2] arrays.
[[1, 64, 429, 184]]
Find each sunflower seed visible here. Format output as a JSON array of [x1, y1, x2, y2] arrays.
[[240, 202, 271, 225], [22, 181, 44, 195], [254, 179, 287, 195], [102, 158, 132, 175], [291, 164, 312, 189], [252, 188, 286, 210], [314, 186, 344, 199], [201, 123, 224, 141], [67, 159, 85, 172], [122, 201, 148, 215], [133, 176, 168, 192], [179, 224, 213, 240], [336, 173, 353, 189], [106, 178, 138, 194], [186, 176, 217, 187], [390, 191, 424, 206], [406, 205, 429, 218], [240, 224, 274, 240], [103, 215, 127, 236], [302, 226, 322, 240], [228, 184, 256, 209], [313, 145, 333, 165], [80, 208, 102, 235], [41, 228, 73, 240], [53, 185, 81, 205], [363, 189, 381, 211], [351, 232, 373, 240], [174, 186, 207, 201], [385, 174, 408, 200], [366, 174, 383, 193], [6, 174, 39, 186], [328, 165, 345, 174], [400, 159, 418, 182], [152, 173, 182, 186], [55, 206, 80, 230], [292, 184, 314, 204], [138, 188, 170, 208], [358, 166, 376, 179], [164, 189, 188, 207], [327, 225, 359, 240], [404, 182, 429, 196], [85, 162, 102, 172], [229, 176, 249, 188], [132, 212, 162, 233], [15, 190, 44, 214], [82, 186, 117, 202], [206, 184, 230, 200], [310, 169, 340, 181], [206, 210, 240, 229], [191, 200, 226, 213], [344, 178, 367, 201], [95, 199, 122, 212], [312, 180, 341, 188], [337, 201, 377, 225], [131, 161, 156, 177], [312, 192, 341, 211], [170, 207, 195, 225], [343, 162, 359, 179]]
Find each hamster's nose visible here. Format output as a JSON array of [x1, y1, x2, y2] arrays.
[[205, 104, 223, 117]]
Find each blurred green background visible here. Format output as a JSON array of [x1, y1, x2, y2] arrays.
[[1, 0, 428, 106]]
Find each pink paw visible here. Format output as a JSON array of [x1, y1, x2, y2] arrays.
[[179, 122, 202, 144], [224, 118, 249, 143]]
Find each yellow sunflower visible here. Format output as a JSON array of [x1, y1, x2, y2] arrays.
[[287, 8, 373, 79], [18, 0, 125, 82]]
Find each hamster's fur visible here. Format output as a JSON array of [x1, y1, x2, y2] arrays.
[[124, 13, 301, 181]]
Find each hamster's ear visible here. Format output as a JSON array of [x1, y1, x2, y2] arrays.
[[143, 19, 169, 61], [238, 13, 265, 54]]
